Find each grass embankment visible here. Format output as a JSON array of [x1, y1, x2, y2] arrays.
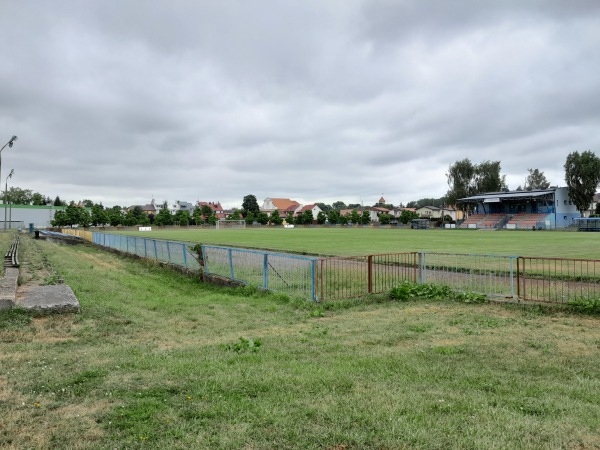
[[1, 237, 600, 449], [117, 227, 600, 259]]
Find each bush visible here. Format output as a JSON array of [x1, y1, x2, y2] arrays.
[[389, 281, 487, 304]]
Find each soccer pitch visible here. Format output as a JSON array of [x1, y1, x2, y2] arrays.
[[118, 227, 600, 259]]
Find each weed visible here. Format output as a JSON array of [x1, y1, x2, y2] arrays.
[[226, 337, 263, 353]]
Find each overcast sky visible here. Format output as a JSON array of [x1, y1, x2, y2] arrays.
[[1, 1, 599, 209]]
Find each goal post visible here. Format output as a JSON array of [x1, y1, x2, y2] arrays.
[[216, 220, 246, 230]]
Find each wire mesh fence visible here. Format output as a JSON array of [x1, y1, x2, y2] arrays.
[[202, 245, 317, 300], [420, 253, 516, 300], [92, 233, 200, 270]]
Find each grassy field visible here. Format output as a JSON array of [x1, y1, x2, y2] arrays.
[[117, 227, 600, 259], [1, 235, 600, 449]]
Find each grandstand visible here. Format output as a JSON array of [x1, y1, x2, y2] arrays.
[[458, 187, 579, 230]]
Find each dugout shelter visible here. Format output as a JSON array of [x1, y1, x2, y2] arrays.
[[458, 187, 579, 230]]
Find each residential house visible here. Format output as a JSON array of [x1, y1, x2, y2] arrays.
[[169, 200, 194, 215], [197, 201, 227, 220], [260, 198, 301, 216], [294, 204, 322, 221]]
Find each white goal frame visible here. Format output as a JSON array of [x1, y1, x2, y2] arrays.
[[215, 220, 246, 230]]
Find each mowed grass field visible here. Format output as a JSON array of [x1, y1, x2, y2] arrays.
[[118, 227, 600, 259], [1, 234, 600, 449]]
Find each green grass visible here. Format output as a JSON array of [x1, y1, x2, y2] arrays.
[[116, 227, 600, 259], [1, 237, 600, 449]]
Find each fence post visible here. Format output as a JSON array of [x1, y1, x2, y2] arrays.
[[182, 243, 187, 268], [229, 248, 235, 279], [153, 240, 158, 259], [144, 239, 147, 258], [201, 245, 208, 276], [263, 253, 268, 289], [418, 252, 425, 284], [167, 241, 171, 262], [311, 259, 317, 302], [367, 255, 373, 294], [510, 256, 516, 300]]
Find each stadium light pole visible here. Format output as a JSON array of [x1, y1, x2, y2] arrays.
[[0, 136, 18, 230], [4, 169, 14, 230]]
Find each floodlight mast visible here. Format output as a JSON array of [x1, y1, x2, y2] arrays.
[[1, 136, 18, 231]]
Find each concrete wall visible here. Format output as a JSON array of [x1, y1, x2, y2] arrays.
[[0, 205, 65, 228]]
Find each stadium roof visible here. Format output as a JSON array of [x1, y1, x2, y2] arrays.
[[458, 189, 556, 203]]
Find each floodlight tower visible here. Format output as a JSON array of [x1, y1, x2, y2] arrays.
[[0, 136, 18, 230]]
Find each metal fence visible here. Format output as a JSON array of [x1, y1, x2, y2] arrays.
[[88, 233, 600, 305], [92, 233, 200, 270], [202, 245, 317, 300], [517, 256, 600, 304]]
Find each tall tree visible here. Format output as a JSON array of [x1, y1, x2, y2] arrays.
[[241, 195, 260, 217], [316, 211, 327, 224], [564, 150, 600, 216], [446, 158, 506, 211], [524, 168, 550, 191], [3, 187, 33, 205], [53, 196, 65, 206], [332, 201, 347, 211], [91, 204, 108, 226], [315, 202, 332, 212], [270, 210, 283, 225], [31, 192, 45, 205]]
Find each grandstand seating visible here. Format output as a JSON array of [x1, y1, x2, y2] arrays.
[[460, 213, 506, 229], [505, 213, 548, 230]]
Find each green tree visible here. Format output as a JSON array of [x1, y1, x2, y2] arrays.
[[257, 212, 270, 225], [192, 207, 204, 225], [107, 207, 123, 226], [338, 213, 348, 225], [349, 209, 360, 224], [270, 210, 283, 225], [53, 196, 65, 206], [244, 211, 256, 225], [32, 192, 46, 205], [207, 213, 217, 226], [315, 203, 332, 213], [174, 210, 191, 226], [227, 209, 242, 220], [154, 208, 174, 226], [286, 212, 295, 225], [81, 199, 94, 208], [332, 201, 347, 211], [302, 210, 314, 224], [379, 213, 392, 225], [361, 210, 371, 225], [78, 209, 91, 227], [241, 195, 260, 217], [3, 187, 33, 205], [523, 168, 551, 191], [316, 211, 327, 225], [564, 150, 600, 216], [399, 210, 419, 224], [327, 210, 339, 224], [64, 205, 81, 227], [51, 210, 67, 227], [91, 204, 108, 226], [447, 158, 506, 211]]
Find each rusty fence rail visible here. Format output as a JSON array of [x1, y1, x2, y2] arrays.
[[517, 256, 600, 304]]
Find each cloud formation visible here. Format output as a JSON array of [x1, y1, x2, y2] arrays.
[[1, 1, 598, 208]]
